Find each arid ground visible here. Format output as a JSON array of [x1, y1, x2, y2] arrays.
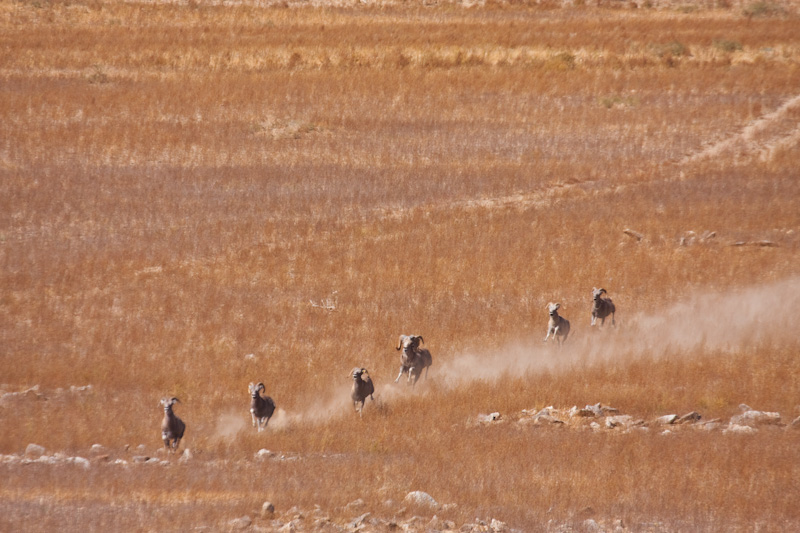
[[2, 0, 800, 531]]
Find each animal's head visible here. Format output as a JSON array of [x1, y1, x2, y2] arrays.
[[352, 368, 369, 381], [160, 397, 180, 410], [547, 302, 561, 317], [397, 334, 423, 351], [593, 288, 607, 301], [249, 382, 265, 397]]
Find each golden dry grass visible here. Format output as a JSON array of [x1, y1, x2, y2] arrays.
[[2, 0, 800, 531]]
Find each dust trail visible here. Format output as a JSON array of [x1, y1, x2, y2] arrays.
[[272, 278, 800, 427], [439, 277, 800, 385]]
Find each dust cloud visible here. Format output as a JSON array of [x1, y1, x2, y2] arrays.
[[247, 278, 800, 429], [439, 277, 800, 385]]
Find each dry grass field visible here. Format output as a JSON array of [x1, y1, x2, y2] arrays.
[[2, 0, 800, 531]]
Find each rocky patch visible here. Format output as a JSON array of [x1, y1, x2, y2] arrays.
[[473, 403, 793, 435]]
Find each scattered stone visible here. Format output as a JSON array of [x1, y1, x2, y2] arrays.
[[25, 444, 45, 458], [404, 491, 439, 509], [228, 515, 252, 530], [132, 455, 150, 463], [67, 456, 91, 469], [623, 228, 645, 242], [349, 512, 370, 529], [583, 519, 601, 532], [261, 501, 276, 517], [677, 412, 702, 424], [589, 422, 602, 431], [476, 412, 502, 424], [344, 498, 365, 512], [654, 414, 678, 425], [723, 424, 757, 435], [490, 518, 509, 532], [605, 415, 634, 429], [255, 449, 273, 460], [575, 403, 619, 418], [145, 457, 161, 464], [695, 419, 721, 431], [730, 409, 781, 427], [731, 240, 778, 247], [90, 444, 106, 455], [680, 230, 716, 246]]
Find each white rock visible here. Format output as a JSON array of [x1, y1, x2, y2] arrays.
[[67, 456, 91, 469], [229, 515, 252, 530], [606, 415, 633, 428], [25, 444, 45, 458], [730, 410, 781, 427], [583, 519, 601, 532], [476, 412, 502, 424], [261, 501, 276, 517], [490, 518, 509, 532], [655, 414, 678, 425], [255, 448, 273, 459], [90, 444, 105, 454], [724, 424, 757, 435], [404, 491, 438, 509]]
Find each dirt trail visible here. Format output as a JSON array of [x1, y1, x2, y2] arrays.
[[680, 93, 800, 166]]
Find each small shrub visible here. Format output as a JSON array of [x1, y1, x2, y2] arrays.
[[713, 38, 743, 53], [743, 1, 785, 17], [548, 52, 576, 71]]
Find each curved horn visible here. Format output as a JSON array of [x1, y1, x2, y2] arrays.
[[599, 288, 607, 295], [257, 382, 265, 393], [171, 397, 180, 404], [415, 335, 424, 345], [396, 335, 406, 351]]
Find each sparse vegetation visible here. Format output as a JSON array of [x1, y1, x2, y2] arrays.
[[1, 0, 800, 531]]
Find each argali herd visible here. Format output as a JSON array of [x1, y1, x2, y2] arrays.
[[159, 288, 617, 452]]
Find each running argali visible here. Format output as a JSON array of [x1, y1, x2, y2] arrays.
[[249, 382, 276, 432], [591, 287, 616, 327], [395, 334, 433, 386], [351, 367, 375, 416], [543, 302, 571, 346], [160, 397, 185, 453]]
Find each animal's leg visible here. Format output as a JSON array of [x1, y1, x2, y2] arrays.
[[394, 367, 405, 383], [591, 315, 597, 327], [251, 411, 258, 428]]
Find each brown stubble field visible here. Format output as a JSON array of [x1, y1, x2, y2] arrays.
[[2, 0, 800, 531]]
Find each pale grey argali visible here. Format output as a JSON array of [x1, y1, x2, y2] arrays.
[[591, 288, 616, 327], [249, 382, 276, 432], [544, 302, 571, 346], [160, 397, 185, 453], [395, 334, 433, 386], [351, 367, 375, 416]]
